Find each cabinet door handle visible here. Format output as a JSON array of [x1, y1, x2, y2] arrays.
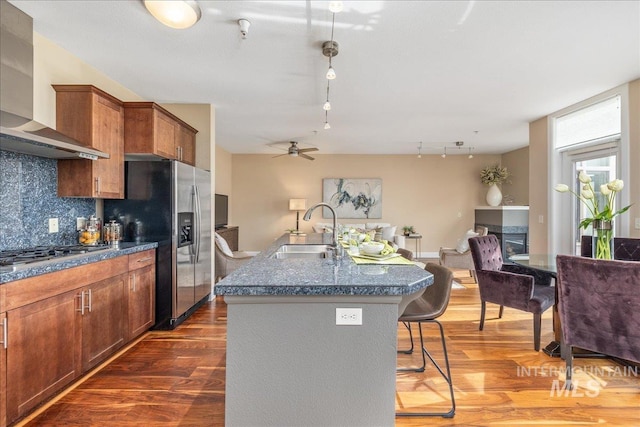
[[1, 317, 7, 349], [137, 257, 153, 263], [95, 177, 101, 195], [76, 291, 85, 315], [87, 288, 92, 313]]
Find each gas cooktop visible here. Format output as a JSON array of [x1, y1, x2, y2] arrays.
[[0, 244, 111, 268]]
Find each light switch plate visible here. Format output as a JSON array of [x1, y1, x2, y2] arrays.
[[635, 218, 640, 230]]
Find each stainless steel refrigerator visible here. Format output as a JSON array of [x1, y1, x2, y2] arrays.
[[104, 160, 211, 329]]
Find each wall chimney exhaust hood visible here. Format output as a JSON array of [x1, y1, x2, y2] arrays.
[[0, 0, 108, 160]]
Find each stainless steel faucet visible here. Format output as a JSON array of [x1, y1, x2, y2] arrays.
[[303, 202, 342, 259]]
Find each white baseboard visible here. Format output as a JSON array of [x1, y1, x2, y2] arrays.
[[416, 251, 439, 259]]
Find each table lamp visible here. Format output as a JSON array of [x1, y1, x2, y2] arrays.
[[289, 199, 307, 234]]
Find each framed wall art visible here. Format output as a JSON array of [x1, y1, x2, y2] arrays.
[[322, 178, 382, 219]]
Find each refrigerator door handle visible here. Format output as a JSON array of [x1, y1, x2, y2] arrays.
[[194, 184, 201, 262]]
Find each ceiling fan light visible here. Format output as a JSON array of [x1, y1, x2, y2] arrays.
[[323, 101, 331, 111], [326, 66, 336, 80], [328, 1, 344, 13], [144, 0, 202, 29]]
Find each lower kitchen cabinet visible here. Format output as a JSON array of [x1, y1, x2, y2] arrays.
[[1, 312, 6, 427], [127, 250, 156, 340], [80, 274, 127, 372], [1, 249, 156, 426], [6, 290, 82, 423]]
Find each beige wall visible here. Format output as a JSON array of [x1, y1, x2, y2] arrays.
[[33, 33, 143, 127], [215, 145, 232, 195], [528, 117, 550, 254], [230, 154, 510, 253], [501, 147, 529, 206]]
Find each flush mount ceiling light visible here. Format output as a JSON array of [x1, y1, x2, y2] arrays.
[[144, 0, 202, 29]]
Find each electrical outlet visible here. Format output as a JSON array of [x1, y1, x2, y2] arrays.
[[48, 218, 59, 233], [336, 308, 362, 325], [635, 218, 640, 230], [77, 217, 87, 231]]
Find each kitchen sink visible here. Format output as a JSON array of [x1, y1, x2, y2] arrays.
[[271, 244, 333, 259]]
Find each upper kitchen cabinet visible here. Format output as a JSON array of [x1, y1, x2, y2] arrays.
[[123, 102, 197, 166], [53, 85, 125, 199]]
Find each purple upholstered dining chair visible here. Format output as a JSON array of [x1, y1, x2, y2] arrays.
[[468, 235, 555, 351], [556, 255, 640, 388]]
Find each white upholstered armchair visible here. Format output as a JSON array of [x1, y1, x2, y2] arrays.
[[214, 232, 254, 283], [439, 226, 488, 281]]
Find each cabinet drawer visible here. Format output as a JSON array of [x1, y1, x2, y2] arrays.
[[128, 250, 155, 270]]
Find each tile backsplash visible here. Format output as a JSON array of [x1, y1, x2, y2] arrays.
[[0, 150, 96, 250]]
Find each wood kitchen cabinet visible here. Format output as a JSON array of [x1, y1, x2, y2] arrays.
[[123, 102, 197, 166], [2, 255, 134, 425], [1, 311, 6, 427], [53, 85, 124, 199], [80, 274, 127, 371], [6, 289, 82, 423], [127, 250, 156, 340]]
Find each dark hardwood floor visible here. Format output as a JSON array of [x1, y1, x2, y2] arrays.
[[15, 270, 640, 426]]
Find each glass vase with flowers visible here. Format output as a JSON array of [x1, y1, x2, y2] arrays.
[[554, 171, 630, 259]]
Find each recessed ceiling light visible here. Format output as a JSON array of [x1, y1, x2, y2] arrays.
[[144, 0, 202, 29]]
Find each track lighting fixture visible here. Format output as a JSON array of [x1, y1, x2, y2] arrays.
[[324, 111, 331, 129], [417, 141, 423, 158], [323, 101, 331, 111], [438, 141, 475, 159]]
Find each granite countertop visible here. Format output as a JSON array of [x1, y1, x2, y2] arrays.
[[214, 233, 433, 297], [0, 242, 158, 284]]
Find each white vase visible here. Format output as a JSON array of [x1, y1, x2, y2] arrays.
[[486, 183, 502, 206]]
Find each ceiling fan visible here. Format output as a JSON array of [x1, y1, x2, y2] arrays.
[[272, 141, 319, 161]]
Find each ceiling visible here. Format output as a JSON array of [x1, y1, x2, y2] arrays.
[[9, 0, 640, 156]]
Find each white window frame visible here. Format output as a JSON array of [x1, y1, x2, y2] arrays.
[[548, 84, 631, 256]]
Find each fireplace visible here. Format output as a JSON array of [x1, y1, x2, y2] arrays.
[[475, 206, 529, 261]]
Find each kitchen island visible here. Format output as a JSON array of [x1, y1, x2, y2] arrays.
[[214, 233, 433, 427]]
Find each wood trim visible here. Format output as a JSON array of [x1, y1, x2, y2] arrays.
[[123, 102, 198, 133], [51, 84, 123, 107]]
